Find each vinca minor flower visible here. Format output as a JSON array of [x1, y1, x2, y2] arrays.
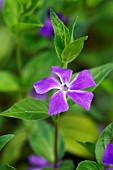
[[34, 66, 96, 115], [103, 142, 113, 170], [28, 154, 61, 170], [39, 9, 68, 38]]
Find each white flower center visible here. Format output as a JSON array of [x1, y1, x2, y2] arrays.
[[62, 84, 69, 91]]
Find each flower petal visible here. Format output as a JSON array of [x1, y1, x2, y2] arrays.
[[28, 155, 48, 167], [34, 77, 60, 94], [103, 142, 113, 166], [52, 66, 73, 84], [66, 90, 94, 110], [49, 90, 69, 115], [30, 89, 47, 101], [70, 70, 96, 90], [39, 18, 54, 38]]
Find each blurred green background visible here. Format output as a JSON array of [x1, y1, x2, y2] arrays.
[[0, 0, 113, 169]]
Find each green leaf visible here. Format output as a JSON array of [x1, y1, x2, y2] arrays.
[[19, 0, 39, 15], [0, 98, 48, 120], [3, 0, 22, 28], [0, 71, 20, 92], [12, 22, 43, 34], [101, 79, 113, 94], [95, 122, 113, 166], [0, 164, 16, 170], [1, 127, 26, 164], [29, 121, 65, 163], [76, 160, 100, 170], [23, 50, 60, 89], [59, 114, 98, 158], [61, 36, 88, 63], [0, 135, 14, 151], [71, 62, 113, 92], [59, 160, 74, 170], [25, 0, 39, 14], [69, 17, 78, 43], [50, 9, 70, 59], [89, 62, 113, 92], [77, 141, 95, 155], [69, 63, 113, 107]]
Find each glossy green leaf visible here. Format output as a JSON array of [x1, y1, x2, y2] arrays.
[[0, 135, 14, 151], [12, 22, 43, 34], [29, 121, 65, 163], [1, 127, 26, 164], [3, 0, 22, 28], [77, 141, 95, 155], [76, 160, 100, 170], [69, 63, 113, 107], [0, 98, 48, 120], [89, 62, 113, 92], [69, 17, 78, 43], [23, 50, 60, 89], [61, 36, 88, 63], [95, 122, 113, 166], [0, 164, 16, 170], [71, 63, 113, 92], [59, 114, 98, 158], [59, 160, 74, 170], [50, 9, 70, 59], [0, 71, 20, 92], [101, 79, 113, 94]]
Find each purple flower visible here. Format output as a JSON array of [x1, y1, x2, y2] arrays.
[[34, 66, 96, 116], [103, 142, 113, 169], [39, 9, 68, 38], [0, 0, 4, 8], [30, 89, 47, 101], [28, 154, 61, 170]]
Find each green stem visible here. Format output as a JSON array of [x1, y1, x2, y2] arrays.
[[62, 62, 68, 69], [54, 120, 58, 168], [53, 114, 60, 169], [16, 37, 22, 77], [16, 36, 26, 98]]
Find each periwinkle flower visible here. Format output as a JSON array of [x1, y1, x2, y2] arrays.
[[103, 142, 113, 170], [34, 66, 96, 116], [39, 9, 68, 38], [0, 0, 4, 9], [28, 154, 61, 170]]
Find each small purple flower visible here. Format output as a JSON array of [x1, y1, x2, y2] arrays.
[[34, 66, 96, 116], [39, 9, 68, 38], [0, 0, 4, 8], [28, 154, 61, 170], [103, 142, 113, 169], [30, 89, 47, 101]]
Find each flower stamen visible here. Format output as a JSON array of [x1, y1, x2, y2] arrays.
[[62, 84, 69, 91]]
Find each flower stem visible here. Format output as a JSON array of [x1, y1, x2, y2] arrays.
[[54, 120, 58, 168], [16, 36, 22, 77], [16, 36, 26, 98], [53, 114, 60, 168], [63, 62, 68, 69]]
